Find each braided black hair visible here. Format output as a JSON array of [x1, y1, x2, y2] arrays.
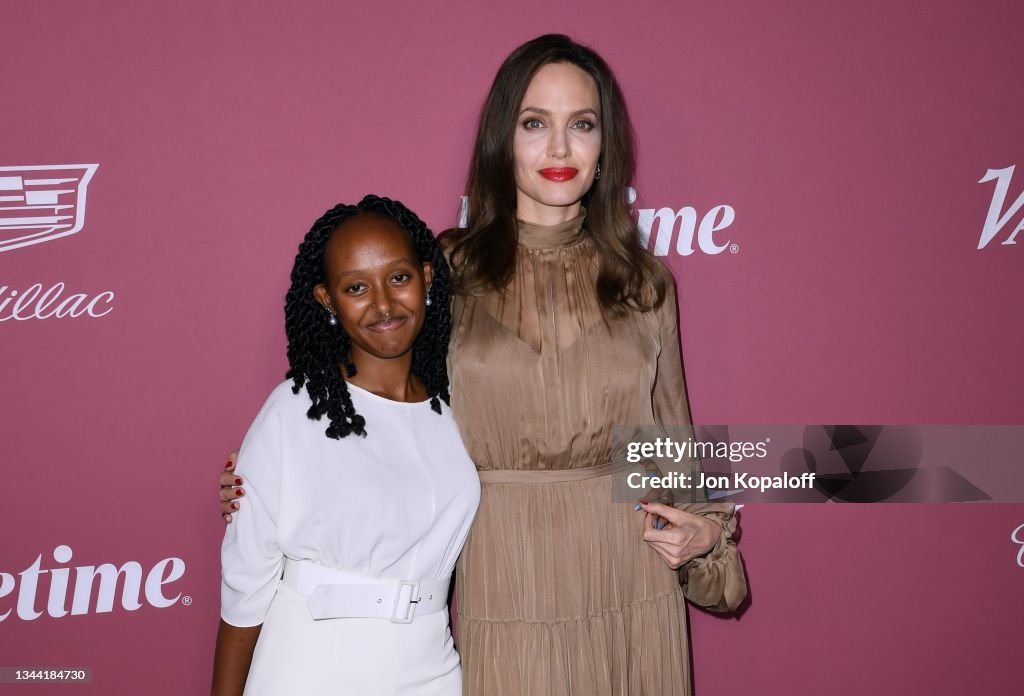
[[284, 194, 451, 439]]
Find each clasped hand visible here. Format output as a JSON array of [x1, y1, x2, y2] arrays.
[[638, 501, 719, 569]]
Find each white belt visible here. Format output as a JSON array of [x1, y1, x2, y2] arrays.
[[282, 559, 450, 624]]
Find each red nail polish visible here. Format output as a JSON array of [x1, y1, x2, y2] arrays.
[[234, 478, 242, 486], [231, 502, 239, 510], [236, 489, 245, 497], [224, 461, 232, 469]]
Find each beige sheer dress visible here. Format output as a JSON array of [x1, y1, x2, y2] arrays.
[[448, 214, 747, 696]]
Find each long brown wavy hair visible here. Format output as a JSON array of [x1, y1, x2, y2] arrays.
[[444, 34, 667, 314]]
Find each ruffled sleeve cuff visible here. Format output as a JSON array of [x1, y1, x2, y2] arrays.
[[678, 502, 747, 613]]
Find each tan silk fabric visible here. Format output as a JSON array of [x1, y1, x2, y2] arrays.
[[449, 215, 747, 696]]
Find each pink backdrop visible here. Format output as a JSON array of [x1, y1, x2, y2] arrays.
[[2, 1, 1022, 693]]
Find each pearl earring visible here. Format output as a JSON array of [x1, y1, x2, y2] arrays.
[[425, 285, 432, 307]]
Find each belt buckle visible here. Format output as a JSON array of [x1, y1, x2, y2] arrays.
[[390, 581, 420, 624]]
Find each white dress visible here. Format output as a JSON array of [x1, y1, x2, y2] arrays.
[[221, 380, 480, 696]]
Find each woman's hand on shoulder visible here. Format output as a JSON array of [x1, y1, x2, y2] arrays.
[[638, 501, 718, 569], [219, 451, 245, 523]]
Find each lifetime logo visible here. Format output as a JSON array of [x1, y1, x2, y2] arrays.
[[977, 165, 1023, 250], [0, 545, 186, 621], [456, 190, 738, 257], [626, 187, 736, 257]]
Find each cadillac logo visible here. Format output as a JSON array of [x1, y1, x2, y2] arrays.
[[0, 164, 99, 253]]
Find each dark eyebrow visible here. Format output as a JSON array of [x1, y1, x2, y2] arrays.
[[519, 107, 599, 119], [335, 258, 418, 277]]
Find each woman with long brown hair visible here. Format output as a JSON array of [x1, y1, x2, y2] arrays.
[[222, 34, 746, 695]]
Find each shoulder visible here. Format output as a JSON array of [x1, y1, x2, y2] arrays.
[[266, 379, 309, 405], [236, 382, 308, 469], [633, 253, 677, 314], [252, 380, 313, 423], [636, 256, 677, 334]]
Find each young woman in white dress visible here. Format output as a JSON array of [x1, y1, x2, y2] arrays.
[[211, 195, 480, 696]]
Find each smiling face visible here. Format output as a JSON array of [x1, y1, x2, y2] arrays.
[[512, 61, 602, 225], [312, 213, 433, 369]]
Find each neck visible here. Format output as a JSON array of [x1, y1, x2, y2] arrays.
[[514, 199, 583, 227], [343, 352, 425, 402]]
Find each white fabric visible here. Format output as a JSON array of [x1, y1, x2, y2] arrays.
[[282, 559, 450, 620], [244, 582, 461, 696], [221, 380, 480, 695]]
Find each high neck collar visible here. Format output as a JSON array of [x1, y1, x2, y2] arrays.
[[516, 210, 586, 249]]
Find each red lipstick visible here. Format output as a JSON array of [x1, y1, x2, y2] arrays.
[[539, 167, 579, 182]]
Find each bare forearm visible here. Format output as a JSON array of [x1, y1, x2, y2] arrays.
[[211, 620, 261, 696]]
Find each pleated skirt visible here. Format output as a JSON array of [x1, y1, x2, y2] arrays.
[[456, 465, 692, 696], [244, 581, 461, 696]]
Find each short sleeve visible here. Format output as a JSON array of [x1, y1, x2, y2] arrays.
[[651, 274, 748, 613], [220, 391, 286, 627]]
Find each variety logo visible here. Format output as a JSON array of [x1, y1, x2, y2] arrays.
[[1013, 523, 1024, 568], [0, 164, 98, 253], [978, 165, 1023, 249], [0, 545, 187, 621], [457, 189, 740, 257]]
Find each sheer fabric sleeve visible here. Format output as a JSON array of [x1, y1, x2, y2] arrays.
[[220, 392, 286, 627], [652, 278, 748, 613]]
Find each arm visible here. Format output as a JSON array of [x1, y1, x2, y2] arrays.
[[647, 273, 748, 612], [211, 621, 261, 696], [675, 502, 747, 612], [216, 390, 287, 687], [640, 500, 747, 612]]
